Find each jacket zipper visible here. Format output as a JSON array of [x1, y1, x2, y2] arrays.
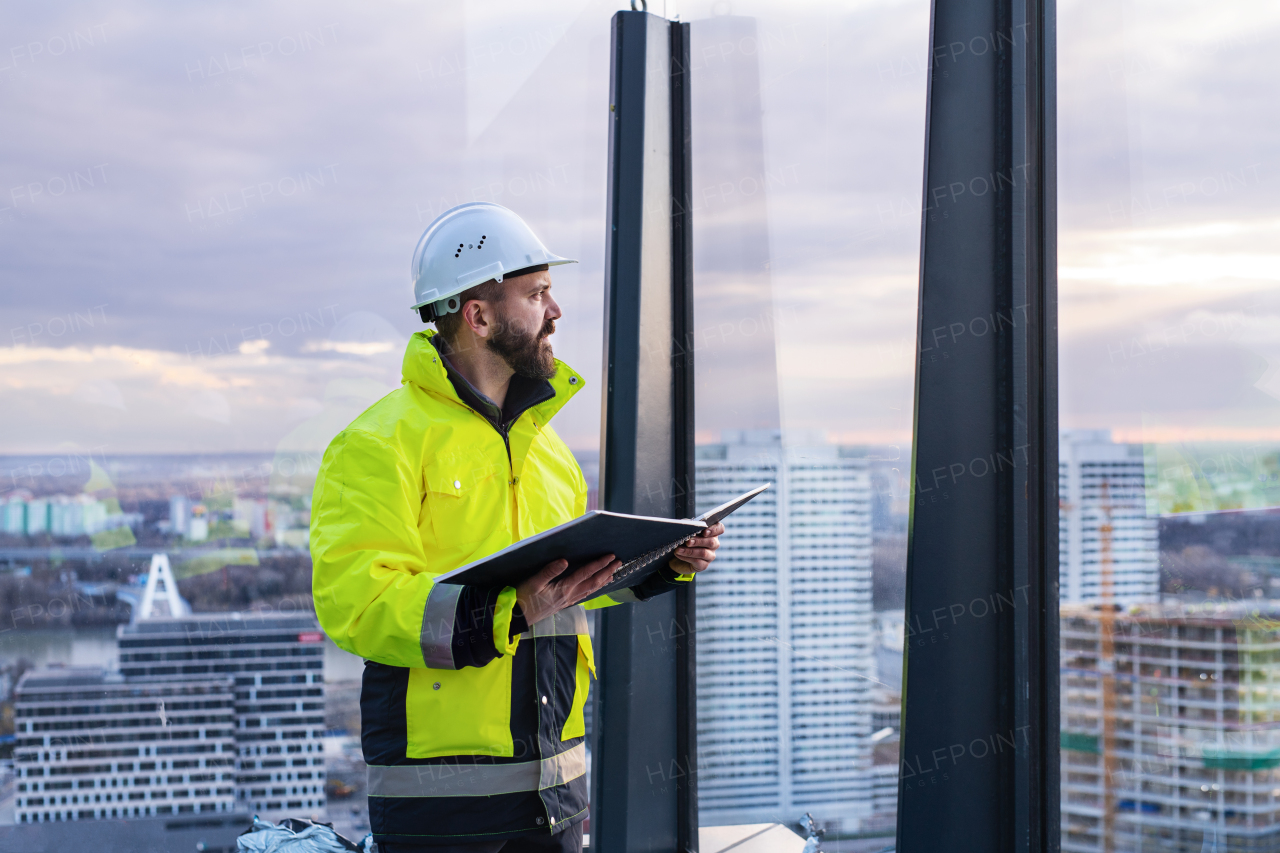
[[480, 418, 517, 533]]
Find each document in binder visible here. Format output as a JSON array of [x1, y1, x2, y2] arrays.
[[435, 483, 770, 602]]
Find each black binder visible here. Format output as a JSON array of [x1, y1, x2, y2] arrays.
[[435, 483, 769, 601]]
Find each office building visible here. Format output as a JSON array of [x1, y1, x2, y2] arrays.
[[233, 497, 270, 540], [117, 614, 327, 818], [168, 494, 190, 538], [11, 554, 327, 827], [1, 492, 28, 534], [0, 493, 138, 539], [867, 750, 900, 832], [1060, 604, 1280, 852], [1059, 431, 1160, 605], [13, 669, 237, 824], [47, 494, 109, 537], [694, 431, 875, 830], [23, 498, 49, 536], [187, 506, 209, 541]]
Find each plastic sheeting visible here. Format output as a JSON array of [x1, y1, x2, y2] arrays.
[[236, 816, 372, 853]]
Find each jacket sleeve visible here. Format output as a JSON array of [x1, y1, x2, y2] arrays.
[[629, 561, 696, 601], [310, 428, 519, 668], [451, 586, 530, 668], [582, 559, 696, 607]]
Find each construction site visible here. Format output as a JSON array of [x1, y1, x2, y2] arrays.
[[1061, 602, 1280, 851]]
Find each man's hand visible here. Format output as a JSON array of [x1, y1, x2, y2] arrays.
[[670, 522, 725, 573], [516, 554, 621, 626]]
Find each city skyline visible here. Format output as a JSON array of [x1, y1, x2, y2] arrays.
[[0, 433, 1277, 847]]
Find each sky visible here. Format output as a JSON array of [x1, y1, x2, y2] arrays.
[[1, 0, 1278, 465], [1055, 0, 1280, 442]]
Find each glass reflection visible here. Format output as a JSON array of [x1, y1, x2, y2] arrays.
[[688, 0, 927, 844], [0, 1, 612, 845], [1058, 0, 1280, 850]]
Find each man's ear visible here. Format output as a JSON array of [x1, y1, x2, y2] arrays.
[[462, 300, 491, 338]]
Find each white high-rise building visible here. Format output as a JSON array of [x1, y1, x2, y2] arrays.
[[695, 431, 875, 830], [1059, 430, 1159, 604]]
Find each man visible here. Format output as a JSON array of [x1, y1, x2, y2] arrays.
[[311, 202, 724, 852]]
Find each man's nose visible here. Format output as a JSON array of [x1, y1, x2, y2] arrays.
[[546, 295, 563, 322]]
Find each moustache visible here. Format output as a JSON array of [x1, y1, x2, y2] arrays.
[[539, 319, 556, 340]]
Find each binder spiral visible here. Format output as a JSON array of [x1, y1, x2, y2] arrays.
[[610, 537, 692, 586]]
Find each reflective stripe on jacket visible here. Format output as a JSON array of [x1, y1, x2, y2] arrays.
[[311, 330, 620, 843]]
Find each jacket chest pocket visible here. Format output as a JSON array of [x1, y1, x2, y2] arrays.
[[422, 461, 506, 549]]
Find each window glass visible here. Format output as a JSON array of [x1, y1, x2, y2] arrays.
[[1058, 1, 1280, 849], [0, 2, 611, 841], [689, 0, 927, 841]]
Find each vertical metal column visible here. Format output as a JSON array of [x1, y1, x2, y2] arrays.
[[896, 0, 1058, 849], [594, 10, 697, 853], [669, 19, 698, 853]]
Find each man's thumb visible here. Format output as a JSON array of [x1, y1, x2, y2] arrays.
[[540, 558, 568, 582]]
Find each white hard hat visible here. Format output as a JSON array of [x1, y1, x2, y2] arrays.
[[410, 202, 576, 317]]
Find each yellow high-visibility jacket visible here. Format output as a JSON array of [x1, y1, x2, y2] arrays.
[[311, 330, 648, 844]]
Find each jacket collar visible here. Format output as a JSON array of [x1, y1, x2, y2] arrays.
[[430, 335, 555, 432], [401, 330, 584, 427]]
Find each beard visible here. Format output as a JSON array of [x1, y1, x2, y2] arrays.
[[487, 312, 557, 380]]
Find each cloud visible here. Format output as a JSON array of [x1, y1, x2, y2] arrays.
[[0, 0, 936, 451], [2, 0, 1278, 455], [0, 341, 396, 453], [185, 389, 231, 424], [77, 378, 127, 410], [302, 340, 395, 355]]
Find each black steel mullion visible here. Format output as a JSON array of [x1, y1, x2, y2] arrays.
[[600, 13, 648, 517], [1032, 0, 1060, 846], [897, 0, 1056, 848], [595, 14, 648, 852], [596, 11, 693, 853], [1039, 0, 1061, 846], [669, 18, 698, 853], [1008, 0, 1030, 843]]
